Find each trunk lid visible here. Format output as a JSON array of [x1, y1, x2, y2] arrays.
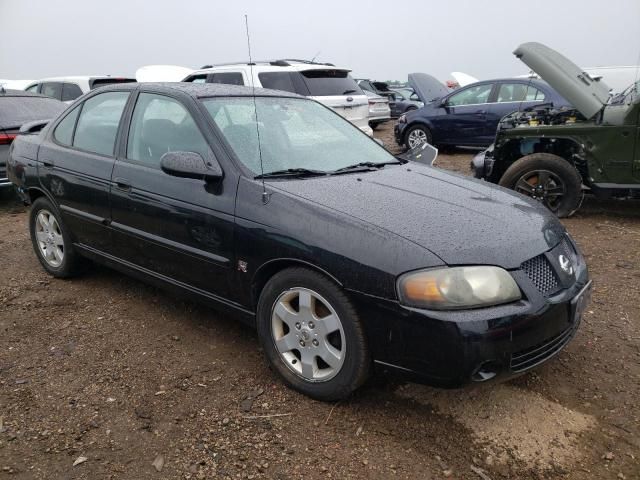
[[514, 42, 611, 119], [408, 73, 450, 104]]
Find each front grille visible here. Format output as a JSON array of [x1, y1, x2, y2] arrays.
[[521, 255, 559, 296], [511, 327, 573, 372]]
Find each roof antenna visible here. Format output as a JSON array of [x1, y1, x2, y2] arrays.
[[245, 14, 270, 205], [311, 50, 321, 63]]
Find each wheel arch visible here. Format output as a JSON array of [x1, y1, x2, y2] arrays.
[[493, 136, 586, 183], [403, 120, 434, 144], [251, 258, 343, 309]]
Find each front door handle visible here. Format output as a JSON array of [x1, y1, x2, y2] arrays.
[[114, 177, 131, 191], [475, 110, 487, 115], [42, 160, 55, 168]]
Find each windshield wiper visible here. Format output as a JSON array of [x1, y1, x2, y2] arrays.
[[254, 168, 328, 179], [342, 89, 358, 95], [330, 160, 404, 175]]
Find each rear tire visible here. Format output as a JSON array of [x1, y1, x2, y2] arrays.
[[29, 197, 84, 278], [498, 153, 583, 217], [404, 124, 432, 150], [256, 267, 370, 401]]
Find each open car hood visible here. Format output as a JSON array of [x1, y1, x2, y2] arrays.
[[408, 73, 450, 104], [514, 42, 611, 119]]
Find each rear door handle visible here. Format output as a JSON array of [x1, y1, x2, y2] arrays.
[[114, 177, 131, 191], [42, 160, 54, 168], [475, 110, 487, 115]]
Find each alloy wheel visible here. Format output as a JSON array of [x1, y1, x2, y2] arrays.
[[35, 210, 65, 267], [514, 169, 566, 212], [407, 128, 428, 148], [271, 287, 346, 382]]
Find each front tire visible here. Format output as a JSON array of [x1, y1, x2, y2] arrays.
[[29, 197, 84, 278], [498, 153, 583, 217], [256, 267, 370, 401], [404, 124, 432, 150]]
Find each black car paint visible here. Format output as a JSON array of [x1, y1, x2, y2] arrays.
[[8, 83, 589, 387]]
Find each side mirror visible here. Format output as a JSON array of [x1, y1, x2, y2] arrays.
[[438, 99, 448, 108], [160, 151, 222, 181]]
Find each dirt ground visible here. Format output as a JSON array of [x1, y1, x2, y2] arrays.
[[1, 121, 639, 479]]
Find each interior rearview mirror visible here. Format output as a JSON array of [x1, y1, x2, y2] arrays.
[[160, 151, 223, 181]]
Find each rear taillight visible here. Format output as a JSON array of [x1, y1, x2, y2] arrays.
[[0, 133, 17, 145], [368, 101, 376, 106]]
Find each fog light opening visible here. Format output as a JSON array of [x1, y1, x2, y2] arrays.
[[472, 361, 500, 382]]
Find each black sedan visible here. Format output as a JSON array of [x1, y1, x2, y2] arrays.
[[8, 83, 591, 400], [0, 88, 65, 196], [395, 76, 569, 149]]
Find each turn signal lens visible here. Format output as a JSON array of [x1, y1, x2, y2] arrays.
[[398, 266, 521, 310]]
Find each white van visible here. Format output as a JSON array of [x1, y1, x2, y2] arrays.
[[183, 60, 372, 136]]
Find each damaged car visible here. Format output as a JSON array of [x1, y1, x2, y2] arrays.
[[473, 42, 640, 217]]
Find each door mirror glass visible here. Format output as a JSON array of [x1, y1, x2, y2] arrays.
[[160, 151, 222, 181]]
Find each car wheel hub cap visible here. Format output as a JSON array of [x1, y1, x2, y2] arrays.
[[271, 287, 345, 382], [35, 210, 64, 268]]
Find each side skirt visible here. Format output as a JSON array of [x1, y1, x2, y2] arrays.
[[75, 244, 256, 327]]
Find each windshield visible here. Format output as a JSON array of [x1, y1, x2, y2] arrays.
[[300, 70, 362, 96], [202, 97, 395, 175]]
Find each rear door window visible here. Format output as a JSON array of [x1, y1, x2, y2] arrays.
[[62, 83, 83, 102], [496, 83, 546, 102], [73, 91, 129, 156], [300, 70, 361, 96], [210, 72, 244, 85], [41, 82, 63, 101], [258, 72, 299, 94]]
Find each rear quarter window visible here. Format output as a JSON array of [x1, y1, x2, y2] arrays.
[[210, 72, 244, 85], [62, 83, 83, 102], [300, 70, 362, 97], [53, 106, 81, 145], [258, 72, 298, 94]]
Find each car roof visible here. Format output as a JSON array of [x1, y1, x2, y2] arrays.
[[94, 82, 305, 99], [30, 75, 134, 82], [0, 88, 50, 98], [190, 61, 351, 76]]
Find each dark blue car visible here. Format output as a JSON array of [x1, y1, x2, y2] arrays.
[[394, 74, 569, 149]]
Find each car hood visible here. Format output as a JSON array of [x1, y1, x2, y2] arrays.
[[408, 73, 450, 104], [270, 164, 565, 269], [514, 42, 611, 119]]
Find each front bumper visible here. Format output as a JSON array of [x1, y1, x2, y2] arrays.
[[471, 149, 497, 180], [393, 122, 406, 146], [350, 246, 590, 388]]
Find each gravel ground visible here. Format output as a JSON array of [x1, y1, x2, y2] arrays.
[[1, 121, 639, 479]]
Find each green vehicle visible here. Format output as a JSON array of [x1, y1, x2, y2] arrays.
[[473, 42, 640, 217]]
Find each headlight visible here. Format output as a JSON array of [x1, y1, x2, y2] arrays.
[[398, 114, 406, 124], [397, 266, 521, 310]]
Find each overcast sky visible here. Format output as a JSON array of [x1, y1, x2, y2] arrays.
[[1, 0, 639, 83]]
